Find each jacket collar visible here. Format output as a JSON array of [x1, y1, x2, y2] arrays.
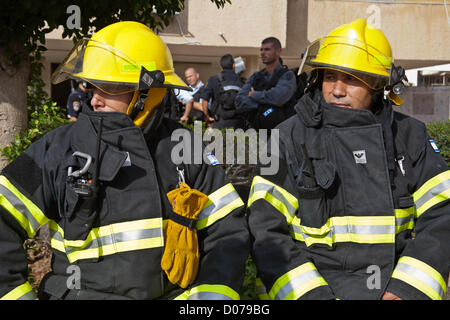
[[295, 90, 390, 128], [70, 109, 137, 182], [259, 62, 283, 77]]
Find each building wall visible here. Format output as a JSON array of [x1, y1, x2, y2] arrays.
[[396, 86, 450, 123], [306, 0, 450, 69]]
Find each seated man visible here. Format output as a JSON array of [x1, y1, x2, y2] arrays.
[[247, 18, 450, 300], [0, 21, 249, 300], [177, 67, 205, 123]]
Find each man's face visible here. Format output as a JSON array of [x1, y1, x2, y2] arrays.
[[322, 69, 374, 110], [91, 88, 133, 113], [260, 42, 280, 65], [184, 68, 200, 87]]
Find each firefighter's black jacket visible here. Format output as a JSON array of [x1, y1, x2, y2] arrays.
[[248, 90, 450, 300], [0, 106, 249, 300]]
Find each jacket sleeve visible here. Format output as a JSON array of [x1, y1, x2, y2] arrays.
[[247, 138, 335, 300], [177, 161, 250, 300], [387, 126, 450, 300], [235, 73, 259, 111], [199, 76, 217, 104], [0, 138, 57, 300], [249, 70, 296, 107]]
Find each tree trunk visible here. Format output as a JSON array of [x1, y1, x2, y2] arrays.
[[0, 41, 30, 170]]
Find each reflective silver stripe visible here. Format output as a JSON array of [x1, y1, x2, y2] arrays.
[[250, 183, 297, 218], [257, 283, 268, 295], [0, 185, 40, 232], [65, 228, 163, 254], [395, 215, 414, 227], [197, 189, 240, 220], [290, 223, 394, 241], [333, 224, 395, 235], [223, 85, 241, 91], [275, 269, 321, 300], [17, 290, 37, 300], [395, 262, 445, 299], [1, 282, 36, 300], [188, 292, 233, 300], [415, 179, 450, 210], [50, 227, 63, 241]]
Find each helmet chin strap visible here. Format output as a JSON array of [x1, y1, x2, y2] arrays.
[[126, 88, 167, 127], [128, 91, 148, 120]]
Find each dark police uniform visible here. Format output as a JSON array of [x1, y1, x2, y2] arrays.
[[66, 87, 91, 120], [201, 69, 245, 129]]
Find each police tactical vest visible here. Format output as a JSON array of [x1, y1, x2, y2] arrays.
[[251, 67, 296, 129], [210, 72, 244, 120]]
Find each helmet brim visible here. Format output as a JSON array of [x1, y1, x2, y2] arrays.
[[51, 38, 191, 95]]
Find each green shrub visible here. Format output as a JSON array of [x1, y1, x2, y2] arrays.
[[1, 72, 69, 162], [426, 120, 450, 166]]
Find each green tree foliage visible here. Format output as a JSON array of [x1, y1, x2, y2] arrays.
[[0, 0, 232, 156], [0, 0, 231, 60], [426, 120, 450, 166]]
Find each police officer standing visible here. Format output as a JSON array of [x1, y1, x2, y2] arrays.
[[235, 37, 297, 130], [66, 81, 92, 121], [200, 54, 246, 129]]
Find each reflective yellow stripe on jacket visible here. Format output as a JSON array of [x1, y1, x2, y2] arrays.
[[392, 256, 447, 300], [394, 207, 415, 234], [0, 175, 49, 237], [1, 282, 37, 300], [413, 170, 450, 218], [49, 218, 164, 263], [256, 278, 270, 300], [248, 176, 395, 246], [290, 216, 395, 246], [196, 183, 244, 230], [248, 176, 298, 224], [175, 284, 240, 300], [394, 171, 450, 233], [269, 262, 328, 300]]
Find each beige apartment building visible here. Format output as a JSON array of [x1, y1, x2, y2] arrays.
[[43, 0, 450, 121]]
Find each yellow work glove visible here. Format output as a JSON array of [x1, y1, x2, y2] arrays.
[[161, 182, 209, 288]]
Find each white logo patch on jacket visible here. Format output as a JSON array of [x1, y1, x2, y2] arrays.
[[353, 150, 367, 164]]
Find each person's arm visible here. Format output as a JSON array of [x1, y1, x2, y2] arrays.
[[235, 73, 259, 111], [0, 138, 57, 300], [176, 160, 250, 300], [385, 123, 450, 300], [247, 138, 335, 300], [199, 78, 216, 124], [179, 99, 193, 123], [200, 99, 214, 124], [249, 70, 296, 107]]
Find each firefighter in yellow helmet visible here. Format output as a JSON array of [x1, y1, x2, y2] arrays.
[[0, 21, 250, 300], [248, 18, 450, 300]]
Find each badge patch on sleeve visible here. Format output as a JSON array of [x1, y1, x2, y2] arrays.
[[429, 139, 440, 153], [206, 153, 219, 166], [73, 101, 81, 112]]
